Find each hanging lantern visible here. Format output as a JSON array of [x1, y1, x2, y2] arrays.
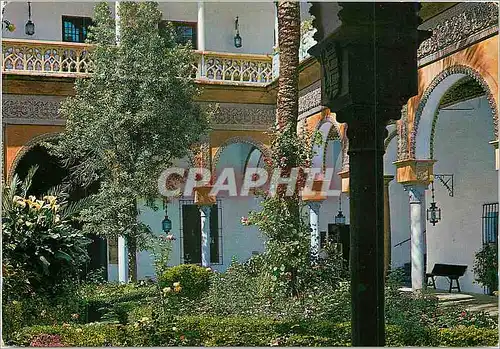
[[334, 195, 346, 225], [426, 181, 441, 226], [234, 16, 242, 48], [162, 215, 172, 233], [25, 2, 34, 36]]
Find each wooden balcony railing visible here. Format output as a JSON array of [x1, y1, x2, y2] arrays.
[[2, 39, 273, 84]]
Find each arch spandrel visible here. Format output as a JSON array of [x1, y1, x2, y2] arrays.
[[404, 35, 498, 160]]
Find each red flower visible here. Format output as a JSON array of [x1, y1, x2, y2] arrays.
[[195, 173, 203, 181], [251, 173, 260, 182]]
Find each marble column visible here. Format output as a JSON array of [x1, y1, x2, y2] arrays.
[[307, 201, 322, 260], [118, 236, 128, 283], [197, 1, 205, 77], [406, 184, 427, 291], [383, 175, 394, 277], [200, 205, 211, 267]]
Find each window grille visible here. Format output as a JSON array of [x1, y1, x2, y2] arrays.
[[482, 202, 498, 244]]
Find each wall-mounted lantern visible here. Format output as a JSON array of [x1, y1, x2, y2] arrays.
[[234, 16, 242, 48], [426, 180, 441, 226], [25, 1, 34, 36]]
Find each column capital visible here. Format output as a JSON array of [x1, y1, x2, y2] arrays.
[[403, 183, 427, 204], [194, 185, 216, 206], [393, 159, 436, 186], [383, 175, 394, 186], [338, 169, 350, 194], [306, 200, 322, 213]]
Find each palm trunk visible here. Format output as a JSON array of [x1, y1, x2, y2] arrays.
[[277, 1, 300, 132], [277, 1, 301, 296]]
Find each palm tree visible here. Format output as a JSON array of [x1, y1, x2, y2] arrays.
[[276, 1, 301, 131]]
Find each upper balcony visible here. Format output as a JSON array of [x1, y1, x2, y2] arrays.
[[1, 1, 275, 85], [2, 39, 273, 85]]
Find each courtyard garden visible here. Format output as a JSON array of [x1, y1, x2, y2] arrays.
[[2, 2, 499, 347]]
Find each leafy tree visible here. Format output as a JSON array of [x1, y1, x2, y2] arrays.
[[52, 2, 209, 280]]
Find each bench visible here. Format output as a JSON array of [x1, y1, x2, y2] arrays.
[[426, 264, 467, 293]]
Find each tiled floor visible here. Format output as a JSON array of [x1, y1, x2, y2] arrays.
[[399, 287, 499, 316]]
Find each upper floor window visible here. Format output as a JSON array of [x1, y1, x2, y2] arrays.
[[62, 16, 92, 43], [160, 20, 197, 49]]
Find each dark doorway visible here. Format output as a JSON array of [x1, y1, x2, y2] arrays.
[[328, 223, 350, 266], [181, 204, 220, 265], [182, 204, 202, 264], [15, 144, 68, 198]]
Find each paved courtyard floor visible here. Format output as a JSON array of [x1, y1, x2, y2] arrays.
[[400, 287, 499, 316]]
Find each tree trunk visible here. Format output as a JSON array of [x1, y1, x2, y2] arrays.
[[128, 199, 138, 282], [277, 1, 301, 297], [277, 1, 300, 131], [128, 235, 138, 282]]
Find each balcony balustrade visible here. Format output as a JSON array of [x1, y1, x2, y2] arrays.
[[2, 39, 273, 84]]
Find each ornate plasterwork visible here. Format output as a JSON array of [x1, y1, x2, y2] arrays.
[[3, 95, 64, 120], [209, 103, 275, 130], [417, 2, 499, 61], [397, 105, 409, 161], [384, 129, 398, 151], [299, 87, 322, 115], [411, 65, 498, 159]]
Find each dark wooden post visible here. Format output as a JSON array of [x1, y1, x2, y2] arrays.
[[309, 3, 429, 346]]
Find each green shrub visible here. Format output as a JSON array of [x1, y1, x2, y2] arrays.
[[78, 282, 157, 323], [201, 259, 264, 316], [437, 325, 499, 347], [2, 172, 91, 298], [12, 315, 498, 347], [2, 290, 84, 341], [159, 264, 211, 300], [473, 243, 498, 293]]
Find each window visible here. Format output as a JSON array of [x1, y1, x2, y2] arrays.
[[159, 20, 197, 49], [62, 16, 92, 43], [482, 203, 498, 244]]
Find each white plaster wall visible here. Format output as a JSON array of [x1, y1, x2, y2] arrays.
[[2, 2, 107, 41], [135, 195, 265, 280], [204, 2, 274, 54], [426, 96, 497, 293], [384, 125, 412, 269], [2, 2, 274, 54]]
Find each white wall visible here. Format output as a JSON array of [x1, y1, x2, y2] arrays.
[[384, 125, 412, 269], [204, 2, 274, 54], [426, 96, 497, 293], [2, 1, 274, 55], [134, 195, 265, 280], [2, 2, 106, 41]]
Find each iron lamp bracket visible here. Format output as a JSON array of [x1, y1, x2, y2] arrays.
[[434, 174, 454, 197]]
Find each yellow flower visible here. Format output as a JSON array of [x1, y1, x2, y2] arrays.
[[43, 195, 57, 204], [28, 195, 36, 202], [173, 282, 180, 287], [75, 328, 83, 333], [174, 286, 182, 293]]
